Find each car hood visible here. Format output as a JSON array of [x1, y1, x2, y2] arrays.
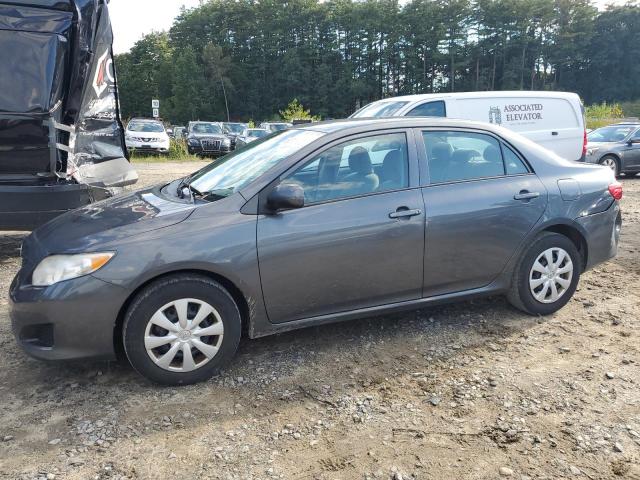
[[127, 131, 167, 140], [189, 133, 227, 140], [28, 188, 195, 256], [587, 141, 615, 148]]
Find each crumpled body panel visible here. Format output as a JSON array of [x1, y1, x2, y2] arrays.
[[0, 0, 137, 187]]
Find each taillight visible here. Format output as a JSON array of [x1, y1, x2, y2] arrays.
[[608, 182, 623, 200], [582, 130, 588, 157]]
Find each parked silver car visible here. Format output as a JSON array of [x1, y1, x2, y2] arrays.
[[11, 118, 623, 385], [586, 122, 640, 177]]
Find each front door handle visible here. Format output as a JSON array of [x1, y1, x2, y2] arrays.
[[514, 191, 540, 200], [389, 208, 422, 219]]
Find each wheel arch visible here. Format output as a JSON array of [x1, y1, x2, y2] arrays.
[[598, 153, 622, 170], [113, 269, 251, 360], [539, 222, 588, 272]]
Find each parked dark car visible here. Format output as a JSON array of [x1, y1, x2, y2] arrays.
[[10, 118, 622, 385], [585, 122, 640, 177], [235, 128, 269, 148], [186, 122, 231, 157], [0, 0, 137, 231], [222, 122, 248, 150]]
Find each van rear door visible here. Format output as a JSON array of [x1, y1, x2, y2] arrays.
[[446, 95, 584, 161]]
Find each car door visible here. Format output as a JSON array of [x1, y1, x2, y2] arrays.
[[257, 130, 425, 324], [418, 129, 548, 297], [621, 128, 640, 169]]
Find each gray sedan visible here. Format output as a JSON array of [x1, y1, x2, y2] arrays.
[[585, 122, 640, 177], [10, 118, 623, 385]]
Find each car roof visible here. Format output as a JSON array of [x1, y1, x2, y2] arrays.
[[291, 117, 509, 135], [364, 91, 580, 103]]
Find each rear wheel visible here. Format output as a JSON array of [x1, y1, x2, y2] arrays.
[[123, 274, 241, 386], [599, 155, 620, 177], [507, 233, 581, 315]]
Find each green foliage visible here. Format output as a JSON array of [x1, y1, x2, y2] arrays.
[[585, 102, 624, 129], [279, 99, 319, 122], [116, 0, 640, 124], [620, 99, 640, 118]]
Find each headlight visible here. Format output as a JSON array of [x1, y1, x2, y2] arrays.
[[187, 137, 199, 146], [223, 138, 231, 145], [32, 253, 115, 287]]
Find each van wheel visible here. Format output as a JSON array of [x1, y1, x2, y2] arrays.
[[507, 233, 581, 316], [123, 274, 242, 386], [599, 155, 620, 177]]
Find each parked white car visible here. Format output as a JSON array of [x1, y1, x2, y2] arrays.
[[351, 91, 587, 162], [125, 118, 171, 155], [259, 122, 293, 133]]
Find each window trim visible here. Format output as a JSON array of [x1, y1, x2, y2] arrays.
[[414, 127, 534, 186], [259, 129, 419, 211], [405, 100, 447, 118]]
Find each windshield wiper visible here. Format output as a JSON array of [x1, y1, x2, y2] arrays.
[[176, 175, 202, 203]]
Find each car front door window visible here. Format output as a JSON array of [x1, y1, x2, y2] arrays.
[[282, 132, 409, 204]]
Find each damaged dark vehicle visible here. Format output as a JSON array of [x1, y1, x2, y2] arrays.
[[0, 0, 137, 231]]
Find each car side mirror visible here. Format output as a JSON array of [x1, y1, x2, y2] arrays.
[[266, 183, 304, 211]]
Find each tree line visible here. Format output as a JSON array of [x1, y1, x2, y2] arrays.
[[114, 0, 640, 125]]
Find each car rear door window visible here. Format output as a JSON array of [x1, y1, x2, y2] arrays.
[[422, 131, 505, 183], [283, 132, 409, 204], [503, 144, 530, 175], [406, 101, 446, 118]]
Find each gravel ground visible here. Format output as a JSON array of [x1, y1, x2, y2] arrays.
[[0, 162, 639, 480]]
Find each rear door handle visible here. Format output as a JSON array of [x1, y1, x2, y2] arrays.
[[389, 208, 422, 219], [514, 191, 540, 200]]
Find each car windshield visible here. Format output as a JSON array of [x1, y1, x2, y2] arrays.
[[270, 124, 289, 131], [351, 101, 410, 118], [191, 123, 222, 134], [588, 125, 636, 143], [224, 123, 245, 134], [189, 129, 324, 197], [128, 122, 165, 133], [248, 129, 267, 138]]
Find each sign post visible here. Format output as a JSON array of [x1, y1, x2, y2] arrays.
[[152, 99, 160, 118]]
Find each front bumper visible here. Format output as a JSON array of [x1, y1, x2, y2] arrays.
[[9, 271, 130, 361], [126, 140, 170, 154], [187, 142, 231, 157], [577, 201, 622, 270]]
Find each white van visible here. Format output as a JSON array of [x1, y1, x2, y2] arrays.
[[350, 91, 587, 162]]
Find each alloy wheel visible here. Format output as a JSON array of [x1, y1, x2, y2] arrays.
[[529, 247, 574, 304], [144, 298, 224, 372], [600, 157, 618, 175]]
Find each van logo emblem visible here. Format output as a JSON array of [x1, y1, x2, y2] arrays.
[[488, 106, 502, 125], [93, 50, 115, 97]]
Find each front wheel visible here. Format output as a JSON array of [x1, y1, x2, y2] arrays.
[[123, 274, 242, 386], [599, 155, 620, 177], [507, 233, 581, 315]]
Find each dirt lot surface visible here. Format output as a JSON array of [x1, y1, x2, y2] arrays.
[[1, 162, 639, 480]]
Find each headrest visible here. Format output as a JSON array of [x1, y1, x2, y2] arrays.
[[348, 146, 373, 174]]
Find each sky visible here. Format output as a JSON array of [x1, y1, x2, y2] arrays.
[[109, 0, 630, 54]]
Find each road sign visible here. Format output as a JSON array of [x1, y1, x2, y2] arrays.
[[152, 108, 159, 118], [151, 99, 160, 109]]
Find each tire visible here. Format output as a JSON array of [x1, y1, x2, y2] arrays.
[[507, 233, 581, 316], [123, 274, 242, 386], [599, 155, 620, 177]]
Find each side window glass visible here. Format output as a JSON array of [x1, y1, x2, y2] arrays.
[[632, 129, 640, 141], [406, 101, 446, 118], [503, 144, 529, 175], [282, 133, 409, 204], [422, 131, 504, 183]]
